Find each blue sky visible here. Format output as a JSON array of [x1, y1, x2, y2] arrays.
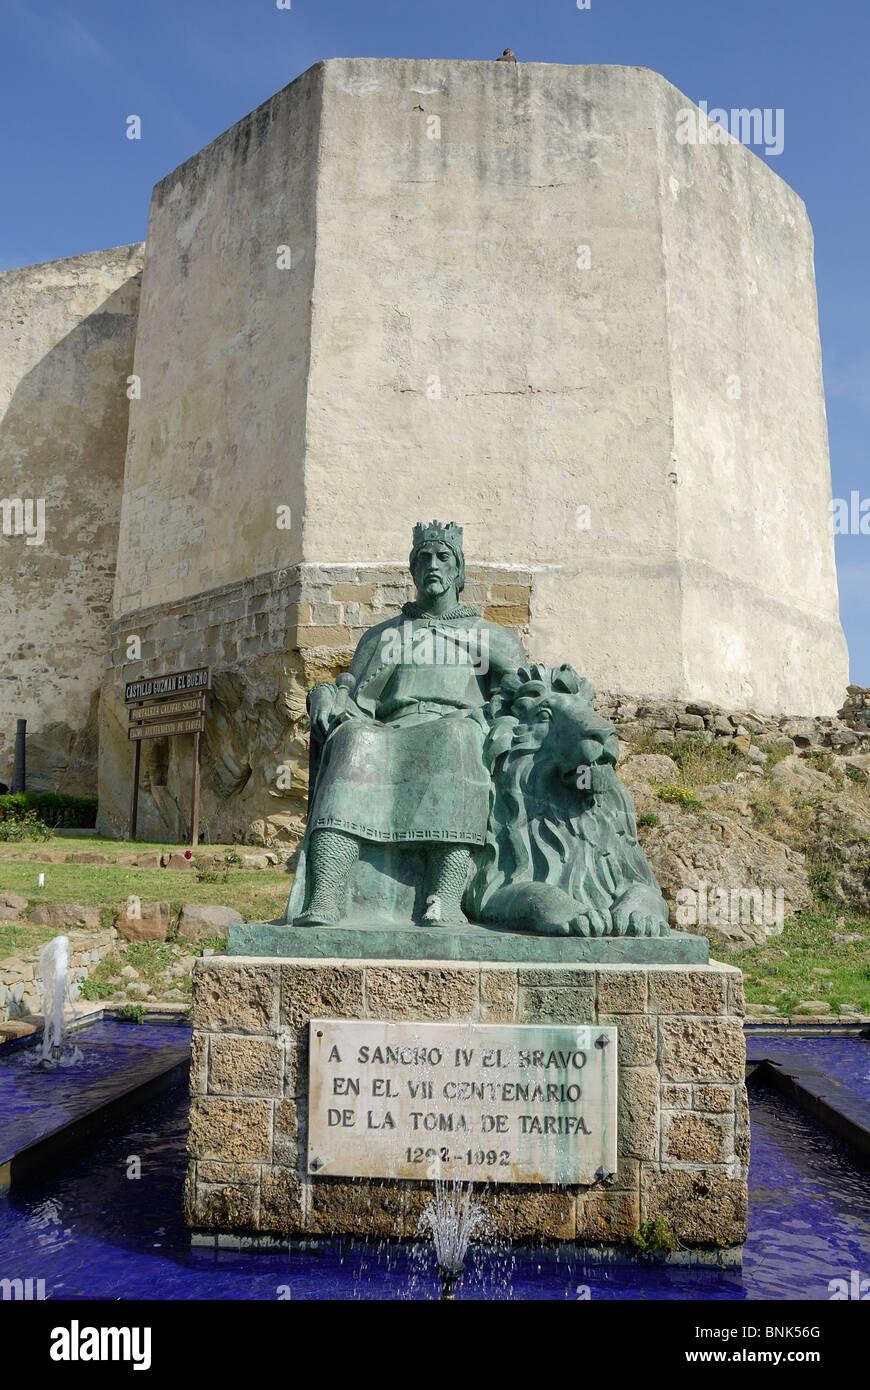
[[1, 0, 867, 686]]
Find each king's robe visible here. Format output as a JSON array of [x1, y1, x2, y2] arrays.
[[284, 603, 525, 921]]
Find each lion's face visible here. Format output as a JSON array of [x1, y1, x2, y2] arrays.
[[508, 690, 619, 778]]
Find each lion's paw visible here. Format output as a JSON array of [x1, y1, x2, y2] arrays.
[[611, 887, 670, 938]]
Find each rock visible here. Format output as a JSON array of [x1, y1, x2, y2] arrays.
[[833, 932, 866, 945], [676, 713, 705, 731], [768, 755, 830, 794], [742, 715, 767, 734], [164, 853, 194, 871], [652, 730, 675, 744], [0, 1019, 37, 1040], [838, 1004, 861, 1015], [120, 964, 140, 980], [27, 903, 102, 930], [685, 701, 712, 716], [164, 988, 186, 1001], [809, 795, 870, 915], [136, 852, 162, 868], [620, 753, 680, 784], [69, 852, 108, 864], [747, 745, 768, 765], [641, 803, 810, 948], [615, 702, 638, 719], [842, 755, 870, 784], [0, 892, 28, 913], [794, 1000, 830, 1013], [827, 729, 858, 750], [239, 853, 272, 870], [730, 736, 751, 755], [125, 981, 150, 997], [711, 716, 732, 735], [780, 719, 819, 748], [177, 904, 243, 943], [114, 901, 170, 943]]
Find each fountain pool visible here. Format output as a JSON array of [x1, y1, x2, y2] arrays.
[[0, 1050, 867, 1299]]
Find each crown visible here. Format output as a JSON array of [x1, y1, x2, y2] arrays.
[[411, 520, 464, 553]]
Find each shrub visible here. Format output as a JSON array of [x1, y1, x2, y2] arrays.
[[808, 861, 838, 905], [656, 785, 703, 811], [638, 812, 660, 828], [117, 1004, 146, 1023], [759, 740, 792, 769], [0, 791, 97, 829], [79, 977, 115, 1001], [0, 809, 52, 840], [631, 1217, 679, 1253], [804, 751, 836, 775]]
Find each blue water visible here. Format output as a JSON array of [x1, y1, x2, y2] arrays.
[[746, 1033, 870, 1100], [0, 1075, 867, 1299], [0, 1019, 190, 1164]]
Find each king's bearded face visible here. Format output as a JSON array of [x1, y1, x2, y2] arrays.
[[412, 543, 460, 600]]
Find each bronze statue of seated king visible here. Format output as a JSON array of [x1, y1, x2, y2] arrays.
[[284, 521, 670, 938]]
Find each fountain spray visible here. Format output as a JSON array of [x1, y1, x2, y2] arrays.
[[38, 935, 70, 1067], [418, 1178, 487, 1300]]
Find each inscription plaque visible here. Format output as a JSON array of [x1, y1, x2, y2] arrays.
[[128, 715, 205, 740], [129, 695, 205, 722], [307, 1020, 617, 1184]]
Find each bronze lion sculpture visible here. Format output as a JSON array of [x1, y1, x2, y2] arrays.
[[464, 664, 671, 937]]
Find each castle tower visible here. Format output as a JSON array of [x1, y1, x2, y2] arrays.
[[93, 60, 846, 840]]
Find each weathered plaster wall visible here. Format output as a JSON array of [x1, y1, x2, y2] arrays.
[[0, 244, 144, 792], [111, 66, 321, 618], [303, 59, 847, 713]]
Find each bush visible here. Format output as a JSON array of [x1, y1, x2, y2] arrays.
[[656, 785, 703, 811], [631, 1217, 679, 1253], [117, 1004, 146, 1023], [79, 977, 115, 1001], [808, 861, 838, 905], [0, 791, 98, 829], [0, 809, 52, 841], [638, 812, 660, 828]]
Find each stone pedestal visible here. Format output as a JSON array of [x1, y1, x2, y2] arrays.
[[185, 954, 748, 1252]]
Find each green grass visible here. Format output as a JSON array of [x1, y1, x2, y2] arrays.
[[0, 833, 268, 858], [731, 908, 870, 1017], [622, 731, 751, 789], [758, 739, 793, 769], [0, 859, 291, 923], [0, 921, 60, 959]]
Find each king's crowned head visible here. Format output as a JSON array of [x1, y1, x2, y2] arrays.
[[409, 520, 466, 595]]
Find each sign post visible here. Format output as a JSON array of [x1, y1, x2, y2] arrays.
[[129, 738, 141, 841], [125, 667, 211, 844]]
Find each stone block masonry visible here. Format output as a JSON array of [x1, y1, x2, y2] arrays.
[[186, 955, 748, 1248]]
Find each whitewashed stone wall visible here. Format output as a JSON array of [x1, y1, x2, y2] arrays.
[[112, 59, 846, 715], [0, 244, 144, 792]]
